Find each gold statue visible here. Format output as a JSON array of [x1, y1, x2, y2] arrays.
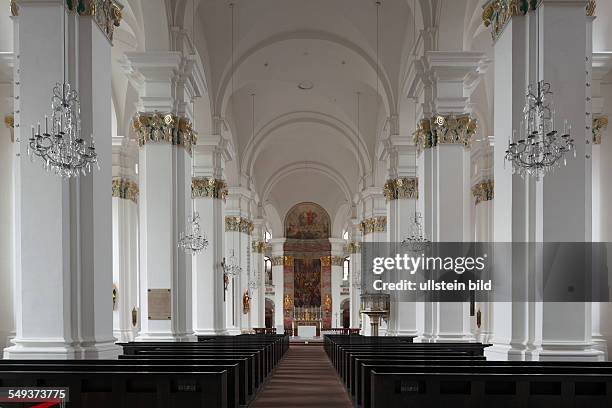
[[283, 294, 293, 311], [323, 294, 332, 313], [243, 290, 251, 314]]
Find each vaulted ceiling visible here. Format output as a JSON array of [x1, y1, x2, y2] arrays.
[[196, 0, 415, 229]]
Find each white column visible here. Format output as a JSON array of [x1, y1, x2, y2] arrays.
[[5, 2, 118, 358], [471, 136, 494, 343], [125, 52, 203, 341], [225, 187, 254, 334], [329, 238, 345, 328], [0, 59, 15, 349], [348, 221, 362, 331], [360, 188, 388, 336], [485, 7, 533, 361], [111, 138, 140, 342], [192, 135, 233, 336], [591, 51, 611, 358], [421, 51, 486, 343], [251, 218, 266, 329], [531, 0, 599, 361], [380, 138, 419, 337], [270, 239, 286, 332]]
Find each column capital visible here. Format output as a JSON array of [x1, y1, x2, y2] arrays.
[[112, 178, 139, 204], [592, 116, 608, 145], [471, 180, 494, 205], [225, 216, 254, 235], [132, 112, 196, 154], [191, 177, 228, 200], [482, 0, 593, 42], [384, 177, 418, 201]]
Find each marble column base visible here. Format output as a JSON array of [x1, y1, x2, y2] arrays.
[[4, 339, 121, 360], [135, 332, 196, 342], [194, 329, 229, 336]]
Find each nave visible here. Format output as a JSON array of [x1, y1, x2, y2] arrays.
[[250, 344, 352, 408]]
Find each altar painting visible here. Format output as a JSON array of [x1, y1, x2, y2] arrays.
[[293, 258, 321, 307]]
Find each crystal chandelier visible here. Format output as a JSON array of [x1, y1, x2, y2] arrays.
[[28, 85, 99, 178], [28, 9, 98, 178], [178, 212, 208, 254], [401, 212, 431, 253], [505, 81, 574, 180], [222, 250, 242, 277], [248, 271, 260, 290]]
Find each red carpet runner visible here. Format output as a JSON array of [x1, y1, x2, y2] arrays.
[[250, 344, 352, 407]]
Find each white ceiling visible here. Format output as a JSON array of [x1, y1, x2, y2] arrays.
[[196, 0, 415, 229]]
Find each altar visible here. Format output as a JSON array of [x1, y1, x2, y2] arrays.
[[293, 320, 322, 337], [291, 306, 323, 337]]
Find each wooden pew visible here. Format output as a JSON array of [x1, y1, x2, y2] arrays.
[[0, 370, 227, 408], [360, 361, 612, 408], [118, 356, 251, 404], [0, 361, 239, 408], [370, 371, 612, 408]]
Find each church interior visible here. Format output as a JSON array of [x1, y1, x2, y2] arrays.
[[1, 0, 612, 407]]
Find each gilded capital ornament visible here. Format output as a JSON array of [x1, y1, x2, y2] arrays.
[[483, 0, 595, 41], [4, 114, 14, 143], [225, 216, 254, 235], [133, 112, 197, 155], [320, 256, 331, 267], [3, 114, 13, 128], [192, 177, 228, 200], [592, 116, 608, 145], [252, 241, 268, 253], [472, 181, 494, 205], [271, 256, 284, 266], [384, 177, 418, 201], [10, 0, 18, 16], [359, 216, 387, 235], [283, 256, 294, 267], [345, 241, 361, 254], [586, 0, 596, 17], [112, 178, 139, 203], [65, 0, 123, 43], [331, 256, 345, 267], [414, 114, 477, 152]]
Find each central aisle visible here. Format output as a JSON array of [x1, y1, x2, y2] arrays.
[[250, 344, 352, 407]]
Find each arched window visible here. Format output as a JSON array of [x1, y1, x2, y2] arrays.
[[264, 231, 272, 243], [343, 256, 350, 281], [342, 230, 349, 240], [264, 256, 272, 285]]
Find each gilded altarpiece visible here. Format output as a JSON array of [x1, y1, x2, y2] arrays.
[[283, 203, 332, 330]]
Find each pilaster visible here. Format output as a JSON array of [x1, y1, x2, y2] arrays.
[[6, 1, 119, 358], [192, 135, 233, 336], [125, 51, 196, 342], [270, 238, 286, 332], [111, 137, 139, 342]]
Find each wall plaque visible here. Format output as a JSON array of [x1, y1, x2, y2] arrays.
[[148, 288, 171, 320]]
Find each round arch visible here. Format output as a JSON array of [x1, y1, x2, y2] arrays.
[[215, 30, 396, 119], [243, 111, 372, 178]]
